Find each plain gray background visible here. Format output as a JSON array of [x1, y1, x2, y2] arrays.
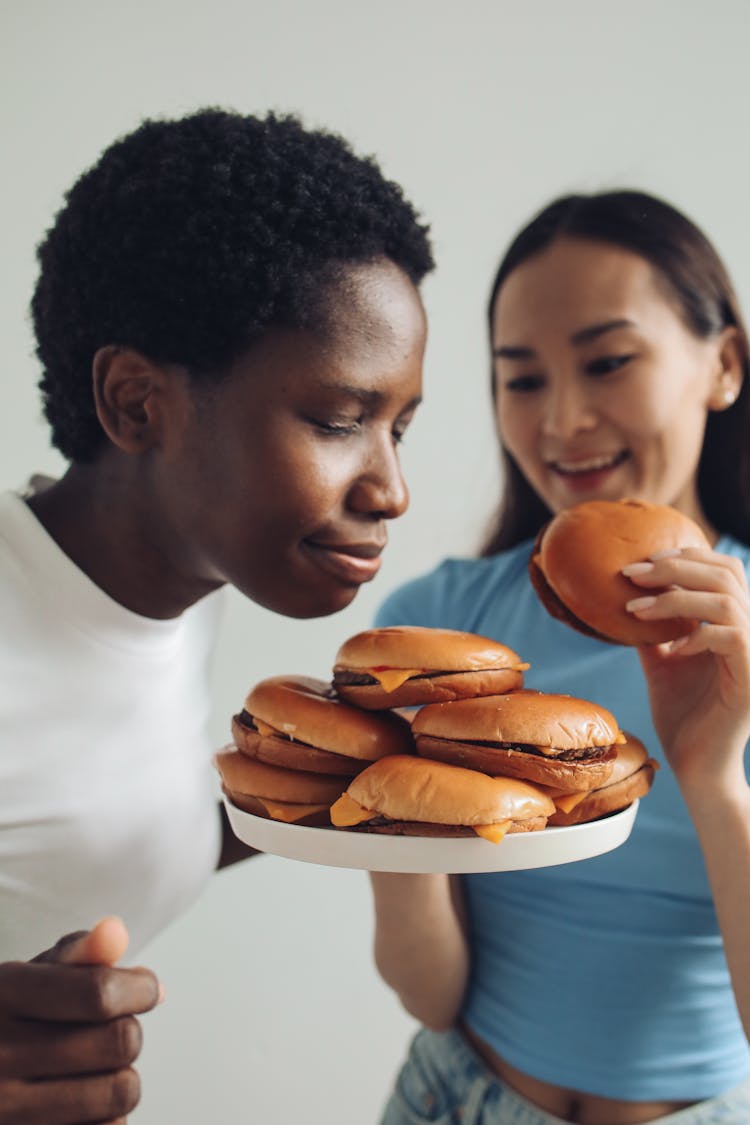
[[3, 1, 750, 1120]]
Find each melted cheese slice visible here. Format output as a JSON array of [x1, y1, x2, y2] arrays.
[[255, 797, 329, 823], [534, 784, 590, 814], [368, 668, 425, 692], [474, 821, 511, 844], [330, 793, 375, 827], [254, 717, 300, 739], [552, 792, 588, 814]]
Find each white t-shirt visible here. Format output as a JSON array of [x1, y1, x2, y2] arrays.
[[0, 488, 223, 960]]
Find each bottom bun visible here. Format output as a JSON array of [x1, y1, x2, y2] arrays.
[[221, 786, 332, 827], [214, 748, 347, 804], [336, 667, 524, 710], [415, 735, 615, 791], [547, 762, 656, 826], [231, 716, 364, 776]]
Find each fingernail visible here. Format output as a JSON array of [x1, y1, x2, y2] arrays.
[[668, 635, 690, 653], [649, 548, 681, 561], [158, 981, 166, 1004], [626, 596, 657, 612], [622, 562, 654, 576]]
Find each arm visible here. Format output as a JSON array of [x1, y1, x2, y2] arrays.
[[368, 873, 469, 1030], [0, 917, 161, 1124], [216, 800, 262, 869], [625, 545, 750, 1039]]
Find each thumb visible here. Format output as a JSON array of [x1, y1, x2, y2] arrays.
[[57, 915, 130, 966]]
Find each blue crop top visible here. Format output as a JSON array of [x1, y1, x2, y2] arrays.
[[374, 535, 750, 1101]]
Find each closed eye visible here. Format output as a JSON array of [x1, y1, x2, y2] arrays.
[[312, 418, 362, 436]]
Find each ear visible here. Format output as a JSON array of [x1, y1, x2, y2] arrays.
[[92, 346, 171, 454], [707, 326, 745, 411]]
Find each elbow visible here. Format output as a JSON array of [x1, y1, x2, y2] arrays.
[[400, 991, 463, 1030], [372, 941, 467, 1030], [417, 1008, 459, 1033]]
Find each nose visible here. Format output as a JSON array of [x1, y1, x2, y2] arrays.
[[348, 440, 409, 520], [541, 378, 597, 439]]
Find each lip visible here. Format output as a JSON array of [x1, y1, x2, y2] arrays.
[[547, 450, 630, 494], [300, 539, 385, 585]]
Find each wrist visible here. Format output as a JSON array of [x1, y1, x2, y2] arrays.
[[678, 766, 750, 822]]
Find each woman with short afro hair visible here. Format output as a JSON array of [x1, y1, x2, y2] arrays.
[[0, 106, 433, 1122]]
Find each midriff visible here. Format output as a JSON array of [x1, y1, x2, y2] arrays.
[[460, 1021, 695, 1124]]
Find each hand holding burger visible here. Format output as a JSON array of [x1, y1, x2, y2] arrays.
[[530, 498, 710, 645]]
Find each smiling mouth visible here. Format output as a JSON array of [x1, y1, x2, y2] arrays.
[[550, 451, 629, 476], [300, 540, 385, 585]]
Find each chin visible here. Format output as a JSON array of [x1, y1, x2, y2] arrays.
[[251, 582, 360, 619]]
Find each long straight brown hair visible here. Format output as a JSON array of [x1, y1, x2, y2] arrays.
[[481, 190, 750, 555]]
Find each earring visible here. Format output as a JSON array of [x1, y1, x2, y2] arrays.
[[724, 388, 736, 406]]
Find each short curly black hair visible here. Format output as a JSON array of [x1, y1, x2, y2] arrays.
[[31, 107, 434, 462]]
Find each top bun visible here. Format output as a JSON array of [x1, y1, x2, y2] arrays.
[[243, 675, 413, 761], [530, 499, 710, 645], [411, 689, 621, 754], [335, 626, 525, 672], [333, 626, 528, 709], [342, 754, 555, 825]]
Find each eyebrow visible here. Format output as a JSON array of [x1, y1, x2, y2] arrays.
[[493, 318, 636, 359], [327, 383, 422, 411]]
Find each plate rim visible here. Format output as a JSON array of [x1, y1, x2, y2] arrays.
[[223, 796, 639, 873]]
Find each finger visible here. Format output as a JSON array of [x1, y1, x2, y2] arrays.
[[33, 917, 129, 970], [626, 588, 748, 630], [0, 1014, 143, 1080], [58, 917, 130, 968], [0, 1067, 140, 1125], [65, 917, 129, 967], [0, 961, 161, 1022], [623, 551, 749, 598], [655, 622, 750, 662]]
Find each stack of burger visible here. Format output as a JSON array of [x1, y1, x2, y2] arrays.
[[328, 626, 657, 841], [214, 674, 414, 826]]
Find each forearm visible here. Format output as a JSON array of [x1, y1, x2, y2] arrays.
[[369, 873, 469, 1030], [217, 802, 262, 869], [683, 770, 750, 1041]]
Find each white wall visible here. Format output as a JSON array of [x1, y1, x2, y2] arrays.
[[3, 1, 750, 1120]]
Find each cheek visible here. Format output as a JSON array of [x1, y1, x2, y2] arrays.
[[496, 398, 535, 458], [612, 382, 704, 445], [263, 445, 352, 527]]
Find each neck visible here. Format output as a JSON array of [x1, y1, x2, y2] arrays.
[[26, 460, 221, 619]]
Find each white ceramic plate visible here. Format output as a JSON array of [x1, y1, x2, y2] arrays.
[[224, 797, 639, 873]]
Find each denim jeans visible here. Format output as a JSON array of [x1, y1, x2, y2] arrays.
[[379, 1028, 750, 1125]]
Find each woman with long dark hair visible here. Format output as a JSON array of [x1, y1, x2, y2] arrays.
[[370, 191, 750, 1124]]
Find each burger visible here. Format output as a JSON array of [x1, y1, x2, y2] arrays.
[[529, 498, 710, 645], [332, 626, 529, 710], [411, 689, 623, 791], [329, 754, 555, 842], [214, 749, 348, 826], [546, 732, 659, 826], [232, 674, 414, 777]]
